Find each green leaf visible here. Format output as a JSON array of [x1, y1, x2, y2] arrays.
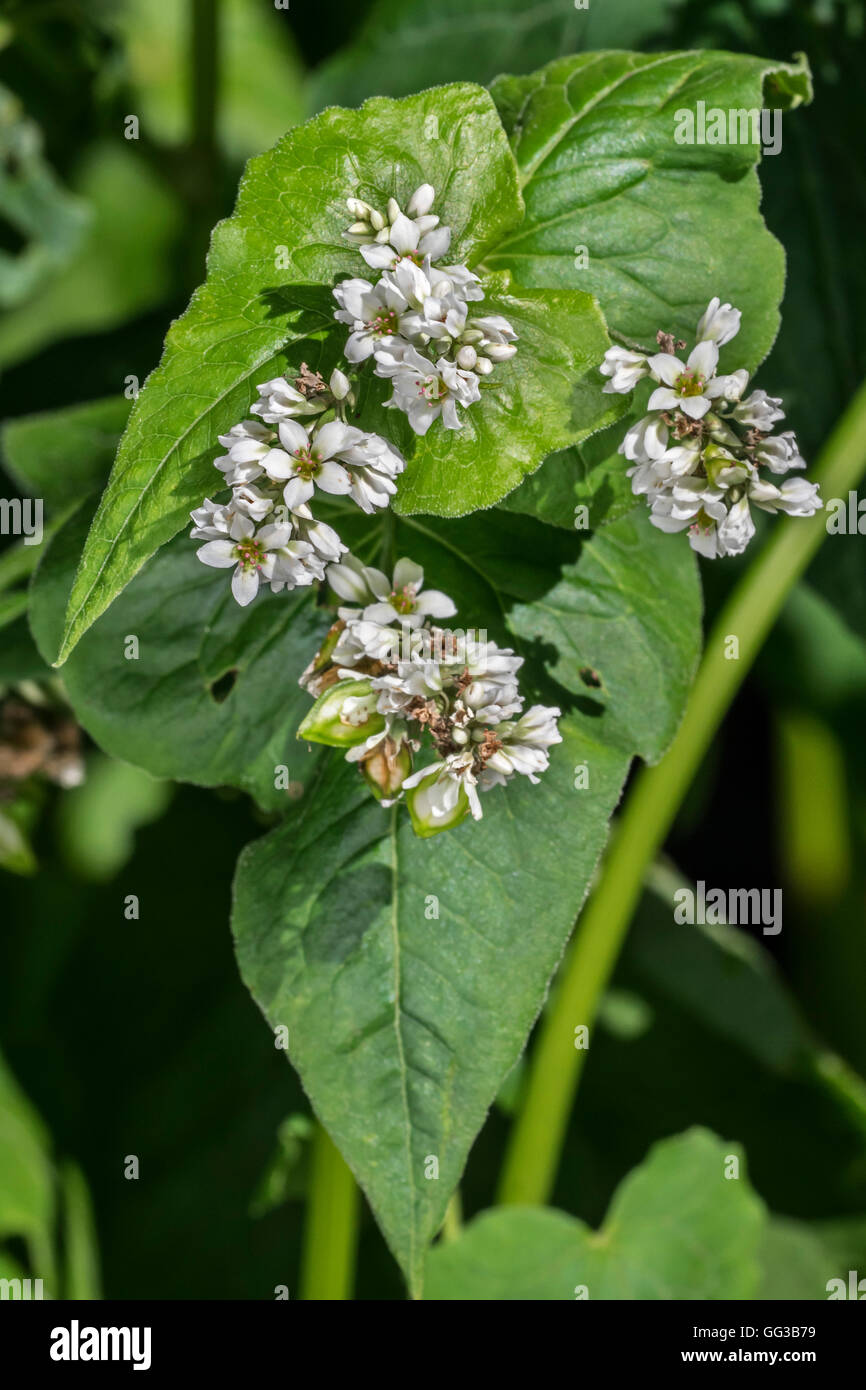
[[311, 0, 683, 110], [1, 396, 131, 512], [757, 1218, 847, 1302], [53, 83, 526, 665], [230, 508, 701, 1294], [500, 394, 653, 531], [487, 51, 811, 371], [508, 507, 702, 761], [29, 503, 331, 813], [232, 718, 628, 1297], [423, 1129, 765, 1299]]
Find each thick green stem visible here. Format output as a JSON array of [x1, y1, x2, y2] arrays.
[[299, 1124, 360, 1300], [497, 379, 866, 1208]]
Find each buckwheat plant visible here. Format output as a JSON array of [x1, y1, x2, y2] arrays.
[[188, 181, 552, 835], [600, 297, 822, 558], [297, 554, 561, 837]]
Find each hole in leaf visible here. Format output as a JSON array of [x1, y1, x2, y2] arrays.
[[209, 668, 238, 703]]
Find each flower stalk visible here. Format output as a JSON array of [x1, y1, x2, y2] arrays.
[[299, 1124, 360, 1301]]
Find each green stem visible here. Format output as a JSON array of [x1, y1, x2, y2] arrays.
[[187, 0, 221, 274], [497, 378, 866, 1208], [299, 1124, 360, 1300], [190, 0, 219, 162]]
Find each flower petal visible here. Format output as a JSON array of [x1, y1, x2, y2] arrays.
[[196, 539, 237, 568]]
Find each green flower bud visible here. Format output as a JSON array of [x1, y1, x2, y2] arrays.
[[298, 678, 385, 748], [406, 769, 470, 839]]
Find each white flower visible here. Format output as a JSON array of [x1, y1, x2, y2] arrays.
[[646, 341, 736, 421], [214, 420, 275, 485], [231, 483, 275, 523], [454, 678, 523, 727], [196, 515, 287, 606], [262, 418, 361, 507], [620, 413, 669, 463], [250, 377, 326, 423], [360, 211, 451, 272], [190, 497, 235, 539], [695, 296, 742, 346], [732, 389, 785, 431], [340, 432, 406, 512], [375, 345, 480, 433], [429, 263, 484, 303], [449, 635, 524, 688], [649, 476, 728, 537], [333, 275, 415, 362], [627, 441, 701, 497], [600, 346, 649, 394], [359, 558, 456, 628], [269, 538, 326, 592], [753, 430, 805, 473], [399, 291, 468, 346], [748, 475, 822, 517], [290, 504, 347, 563], [716, 496, 756, 556], [477, 704, 562, 787]]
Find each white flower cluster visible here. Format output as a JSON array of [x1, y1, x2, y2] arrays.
[[600, 298, 822, 558], [334, 184, 518, 435], [189, 365, 405, 605], [298, 555, 561, 835]]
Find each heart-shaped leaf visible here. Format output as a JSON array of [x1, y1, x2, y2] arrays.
[[424, 1129, 765, 1299]]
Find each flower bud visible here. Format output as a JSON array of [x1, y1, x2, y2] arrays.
[[329, 367, 352, 400], [298, 678, 385, 748], [387, 197, 401, 224], [407, 183, 435, 217], [482, 343, 517, 363], [326, 556, 374, 604], [346, 198, 371, 219], [456, 345, 477, 370], [369, 209, 387, 231], [347, 221, 371, 236], [475, 358, 494, 376], [406, 770, 470, 838]]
